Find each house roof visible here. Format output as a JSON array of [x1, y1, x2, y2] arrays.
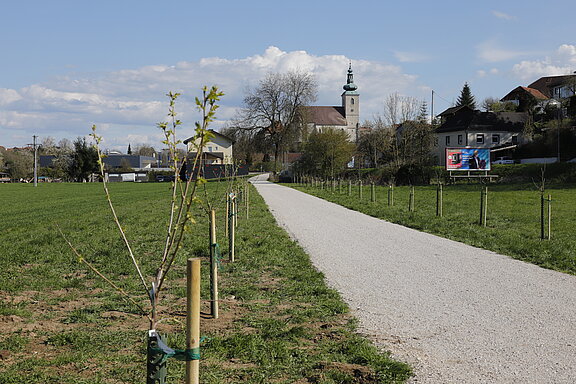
[[301, 106, 347, 126], [183, 129, 234, 145], [527, 74, 576, 98], [437, 105, 475, 117], [501, 86, 549, 101], [435, 110, 528, 133]]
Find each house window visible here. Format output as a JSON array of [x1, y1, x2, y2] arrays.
[[458, 134, 463, 145], [476, 134, 484, 144], [208, 146, 213, 152], [492, 134, 500, 144], [445, 136, 451, 146], [512, 135, 518, 144]]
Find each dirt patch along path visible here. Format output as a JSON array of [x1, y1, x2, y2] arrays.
[[251, 175, 576, 383]]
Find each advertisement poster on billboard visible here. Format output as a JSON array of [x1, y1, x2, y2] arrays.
[[446, 148, 491, 171]]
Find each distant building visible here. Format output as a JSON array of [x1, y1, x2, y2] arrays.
[[40, 154, 158, 170], [501, 73, 576, 114], [183, 129, 234, 165], [102, 154, 157, 169], [301, 64, 360, 142], [435, 106, 528, 165]]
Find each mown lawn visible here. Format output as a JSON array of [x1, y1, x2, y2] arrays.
[[292, 181, 576, 275], [0, 180, 410, 384]]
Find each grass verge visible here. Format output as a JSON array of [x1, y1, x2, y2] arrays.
[[290, 181, 576, 275], [0, 181, 411, 383]]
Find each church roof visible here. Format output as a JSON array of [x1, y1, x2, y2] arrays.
[[301, 106, 347, 126]]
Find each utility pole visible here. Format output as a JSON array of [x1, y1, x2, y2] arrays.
[[431, 90, 435, 126], [28, 135, 39, 187]]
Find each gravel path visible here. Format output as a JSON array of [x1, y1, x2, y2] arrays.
[[251, 174, 576, 383]]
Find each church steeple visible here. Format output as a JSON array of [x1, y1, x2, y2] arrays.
[[343, 63, 358, 93], [341, 63, 360, 142]]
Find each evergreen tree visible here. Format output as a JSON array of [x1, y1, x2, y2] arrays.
[[127, 143, 132, 155], [457, 82, 476, 110], [418, 101, 428, 123]]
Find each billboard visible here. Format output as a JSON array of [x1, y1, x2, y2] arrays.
[[446, 148, 491, 171]]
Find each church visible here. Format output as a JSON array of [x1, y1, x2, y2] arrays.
[[301, 65, 360, 142]]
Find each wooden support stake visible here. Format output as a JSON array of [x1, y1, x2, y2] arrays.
[[225, 194, 229, 238], [540, 194, 545, 240], [209, 210, 218, 319], [388, 185, 394, 206], [359, 180, 363, 200], [235, 194, 239, 228], [245, 183, 249, 219], [479, 188, 484, 225], [436, 184, 443, 217], [479, 187, 488, 227], [229, 198, 235, 262], [186, 258, 200, 384], [548, 194, 552, 240], [409, 186, 415, 212], [371, 183, 375, 203], [483, 187, 488, 227], [348, 180, 352, 196]]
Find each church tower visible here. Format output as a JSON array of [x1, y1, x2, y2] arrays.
[[341, 64, 360, 141]]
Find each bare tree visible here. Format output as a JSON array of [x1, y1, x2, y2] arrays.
[[356, 118, 394, 168], [381, 93, 423, 167], [236, 71, 318, 171], [134, 144, 157, 157]]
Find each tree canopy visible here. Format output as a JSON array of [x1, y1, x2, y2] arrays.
[[236, 71, 318, 170], [296, 128, 354, 178]]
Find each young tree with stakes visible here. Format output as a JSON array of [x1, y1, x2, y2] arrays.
[[59, 87, 224, 383]]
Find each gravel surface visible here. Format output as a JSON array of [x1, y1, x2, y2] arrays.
[[251, 174, 576, 383]]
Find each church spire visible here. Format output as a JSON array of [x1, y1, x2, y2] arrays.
[[343, 63, 358, 93]]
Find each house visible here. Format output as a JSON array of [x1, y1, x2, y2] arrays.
[[500, 86, 549, 112], [435, 106, 528, 165], [526, 73, 576, 100], [183, 129, 234, 165], [501, 73, 576, 115], [300, 64, 360, 142]]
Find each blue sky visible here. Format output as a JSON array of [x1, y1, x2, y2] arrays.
[[1, 0, 575, 149]]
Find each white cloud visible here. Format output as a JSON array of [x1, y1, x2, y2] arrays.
[[0, 46, 422, 149], [393, 51, 429, 63], [0, 88, 22, 105], [477, 68, 500, 78], [476, 40, 530, 63], [491, 10, 516, 21], [511, 44, 576, 81]]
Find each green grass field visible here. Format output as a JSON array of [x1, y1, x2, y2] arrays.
[[0, 180, 410, 384], [292, 181, 576, 275]]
